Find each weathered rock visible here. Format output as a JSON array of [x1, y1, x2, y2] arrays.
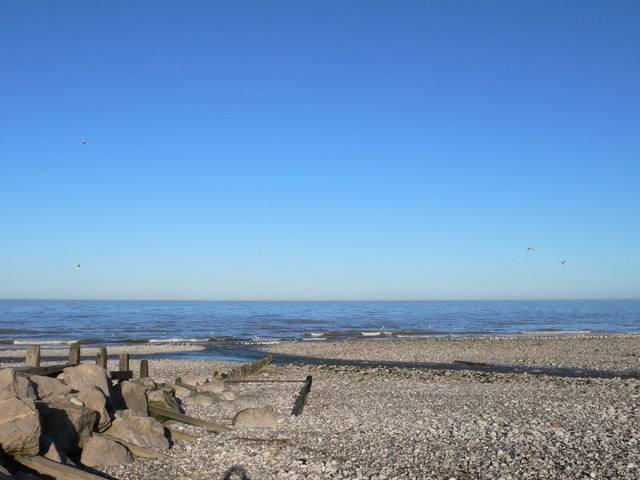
[[0, 370, 41, 456], [62, 364, 112, 404], [120, 381, 148, 416], [182, 391, 221, 406], [27, 375, 72, 402], [129, 377, 158, 393], [41, 436, 75, 465], [173, 382, 197, 399], [0, 464, 12, 480], [77, 386, 111, 432], [197, 378, 227, 393], [218, 390, 236, 401], [80, 436, 132, 467], [36, 399, 97, 453], [232, 405, 278, 428], [147, 387, 179, 421], [0, 368, 36, 401], [105, 411, 169, 450]]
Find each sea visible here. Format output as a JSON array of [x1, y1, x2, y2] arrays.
[[1, 299, 639, 357]]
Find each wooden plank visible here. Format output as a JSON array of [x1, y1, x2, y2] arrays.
[[96, 433, 170, 458], [291, 375, 313, 416], [14, 455, 106, 480], [140, 359, 149, 378], [68, 342, 81, 365], [163, 425, 198, 443], [148, 405, 231, 433], [119, 353, 130, 371], [454, 360, 494, 367], [110, 370, 133, 380], [227, 379, 306, 384], [25, 345, 41, 367], [96, 347, 107, 370], [15, 364, 71, 377]]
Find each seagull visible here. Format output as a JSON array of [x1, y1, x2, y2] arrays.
[[561, 260, 566, 264], [258, 248, 262, 254], [82, 139, 87, 145], [527, 246, 535, 252], [40, 166, 47, 170], [75, 264, 81, 270]]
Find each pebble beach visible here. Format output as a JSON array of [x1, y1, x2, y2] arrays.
[[2, 335, 640, 480]]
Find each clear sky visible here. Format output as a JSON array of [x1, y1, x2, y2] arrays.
[[1, 1, 639, 301]]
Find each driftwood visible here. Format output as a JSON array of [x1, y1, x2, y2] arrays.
[[163, 425, 199, 443], [96, 433, 170, 458], [14, 455, 106, 480], [148, 405, 231, 433], [454, 360, 494, 367], [226, 379, 306, 384], [25, 345, 41, 367], [291, 375, 313, 416]]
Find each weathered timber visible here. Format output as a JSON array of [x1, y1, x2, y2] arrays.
[[25, 345, 41, 367], [14, 455, 106, 480], [68, 342, 81, 365], [96, 347, 108, 370], [226, 354, 273, 380], [454, 360, 494, 367], [15, 363, 71, 377], [96, 433, 169, 458], [119, 353, 130, 371], [163, 424, 198, 443], [140, 359, 149, 378], [291, 375, 313, 416], [110, 370, 133, 380], [148, 405, 231, 433]]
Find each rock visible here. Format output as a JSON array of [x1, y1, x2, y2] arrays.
[[120, 380, 148, 416], [80, 436, 132, 467], [182, 391, 221, 406], [232, 405, 278, 428], [77, 386, 111, 432], [147, 387, 179, 421], [0, 464, 12, 480], [173, 382, 197, 399], [36, 399, 97, 453], [105, 411, 169, 450], [41, 436, 75, 465], [62, 364, 112, 405], [197, 378, 227, 393], [129, 377, 158, 393], [218, 390, 236, 401], [27, 375, 72, 402], [0, 370, 41, 456], [0, 368, 36, 400]]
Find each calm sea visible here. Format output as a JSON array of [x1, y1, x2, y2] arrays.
[[1, 300, 639, 350]]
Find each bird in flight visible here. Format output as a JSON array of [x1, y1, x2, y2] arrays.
[[258, 248, 262, 254], [82, 139, 87, 145], [560, 260, 566, 264], [526, 246, 535, 252], [75, 264, 81, 270], [40, 166, 47, 170]]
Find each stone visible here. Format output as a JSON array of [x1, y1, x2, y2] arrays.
[[232, 405, 278, 428], [0, 370, 41, 456], [62, 364, 112, 404], [0, 464, 12, 480], [80, 436, 132, 467], [182, 391, 221, 406], [27, 375, 72, 402], [41, 436, 74, 465], [197, 378, 227, 393], [77, 386, 111, 432], [0, 368, 36, 401], [36, 399, 97, 453], [147, 387, 179, 421], [129, 377, 158, 393], [120, 380, 148, 416], [105, 412, 169, 450], [173, 382, 197, 399]]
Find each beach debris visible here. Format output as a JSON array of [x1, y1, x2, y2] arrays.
[[148, 404, 231, 433], [80, 435, 133, 467], [14, 454, 106, 480], [454, 360, 494, 367], [232, 405, 278, 428], [292, 375, 313, 416]]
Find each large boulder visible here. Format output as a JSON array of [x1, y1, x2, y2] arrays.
[[27, 375, 72, 401], [232, 405, 278, 428], [80, 436, 132, 467], [77, 386, 111, 432], [62, 364, 112, 404], [0, 369, 41, 456], [36, 399, 97, 453], [120, 381, 148, 416], [105, 411, 169, 450]]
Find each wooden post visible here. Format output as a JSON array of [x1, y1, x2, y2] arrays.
[[140, 359, 149, 378], [96, 347, 107, 370], [292, 375, 313, 416], [119, 353, 130, 372], [68, 342, 81, 365], [25, 345, 41, 367]]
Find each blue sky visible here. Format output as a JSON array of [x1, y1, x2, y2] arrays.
[[1, 1, 639, 301]]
